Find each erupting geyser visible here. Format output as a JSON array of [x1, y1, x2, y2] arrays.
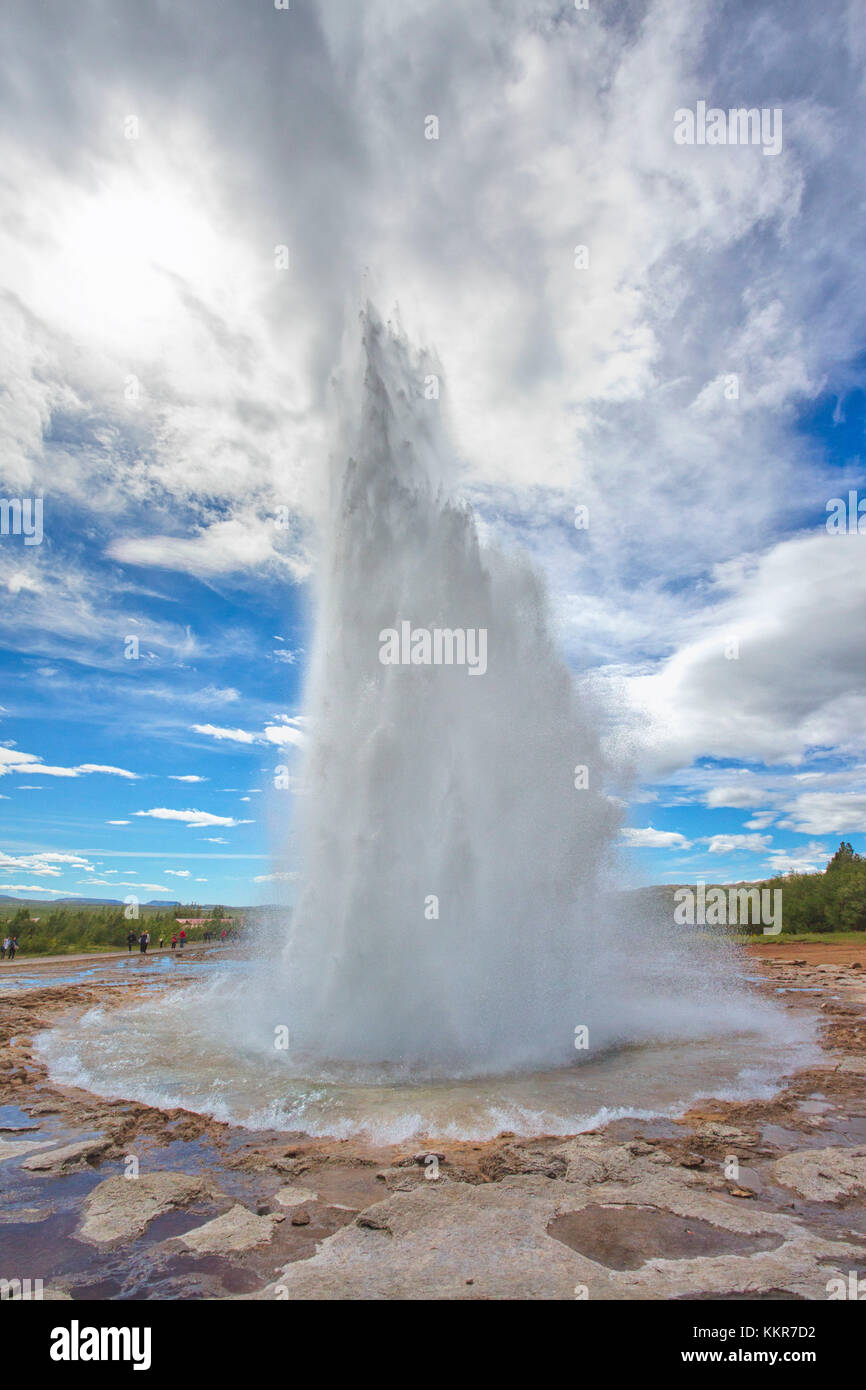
[[36, 306, 812, 1141], [275, 306, 772, 1078], [281, 306, 620, 1074]]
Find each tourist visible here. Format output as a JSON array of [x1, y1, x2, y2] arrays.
[[171, 933, 177, 951], [139, 931, 147, 954], [8, 936, 18, 961], [159, 936, 164, 949], [1, 936, 8, 960], [179, 929, 186, 950], [127, 930, 136, 953]]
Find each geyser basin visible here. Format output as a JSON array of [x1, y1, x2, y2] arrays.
[[35, 958, 817, 1144]]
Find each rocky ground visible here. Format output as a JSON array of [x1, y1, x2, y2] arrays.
[[1, 944, 865, 1300]]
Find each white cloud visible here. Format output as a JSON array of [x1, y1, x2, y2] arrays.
[[191, 724, 257, 744], [620, 826, 692, 850], [108, 516, 308, 581], [0, 850, 94, 878], [765, 843, 829, 875], [169, 775, 207, 782], [704, 834, 772, 855], [0, 747, 138, 780], [132, 807, 251, 828], [80, 879, 172, 892], [622, 534, 866, 775], [164, 869, 191, 877], [263, 717, 307, 749], [777, 793, 866, 836], [76, 763, 139, 779], [0, 884, 81, 896]]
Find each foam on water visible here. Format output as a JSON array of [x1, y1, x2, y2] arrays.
[[34, 957, 817, 1142]]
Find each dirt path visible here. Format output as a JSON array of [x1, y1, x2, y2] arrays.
[[0, 943, 222, 974], [747, 939, 866, 967]]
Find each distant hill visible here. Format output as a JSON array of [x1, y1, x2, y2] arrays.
[[0, 894, 268, 909], [0, 896, 182, 908]]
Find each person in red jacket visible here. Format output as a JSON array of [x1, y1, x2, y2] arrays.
[[179, 928, 186, 950]]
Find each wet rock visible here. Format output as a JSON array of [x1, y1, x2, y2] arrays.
[[275, 1184, 319, 1208], [253, 1175, 824, 1301], [180, 1203, 277, 1254], [79, 1172, 212, 1244], [21, 1138, 110, 1173], [773, 1146, 866, 1202], [0, 1137, 56, 1163]]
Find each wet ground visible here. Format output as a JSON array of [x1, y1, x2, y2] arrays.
[[1, 943, 865, 1300]]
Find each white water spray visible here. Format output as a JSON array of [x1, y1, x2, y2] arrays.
[[275, 307, 768, 1077]]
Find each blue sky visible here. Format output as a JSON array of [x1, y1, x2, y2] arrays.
[[0, 549, 309, 904], [2, 0, 866, 904]]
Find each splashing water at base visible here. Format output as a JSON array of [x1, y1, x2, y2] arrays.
[[35, 957, 817, 1144], [36, 307, 816, 1134]]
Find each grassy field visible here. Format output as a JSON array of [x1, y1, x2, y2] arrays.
[[0, 903, 245, 956]]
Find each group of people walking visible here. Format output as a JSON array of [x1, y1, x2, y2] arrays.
[[1, 935, 19, 960], [125, 928, 193, 954]]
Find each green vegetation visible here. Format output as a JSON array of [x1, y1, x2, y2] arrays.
[[762, 841, 866, 935], [659, 842, 866, 937], [0, 903, 246, 957]]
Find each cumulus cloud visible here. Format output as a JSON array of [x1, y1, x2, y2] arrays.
[[765, 843, 830, 874], [704, 834, 772, 855], [0, 850, 94, 877], [620, 826, 693, 850], [777, 793, 866, 836], [621, 534, 866, 775]]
